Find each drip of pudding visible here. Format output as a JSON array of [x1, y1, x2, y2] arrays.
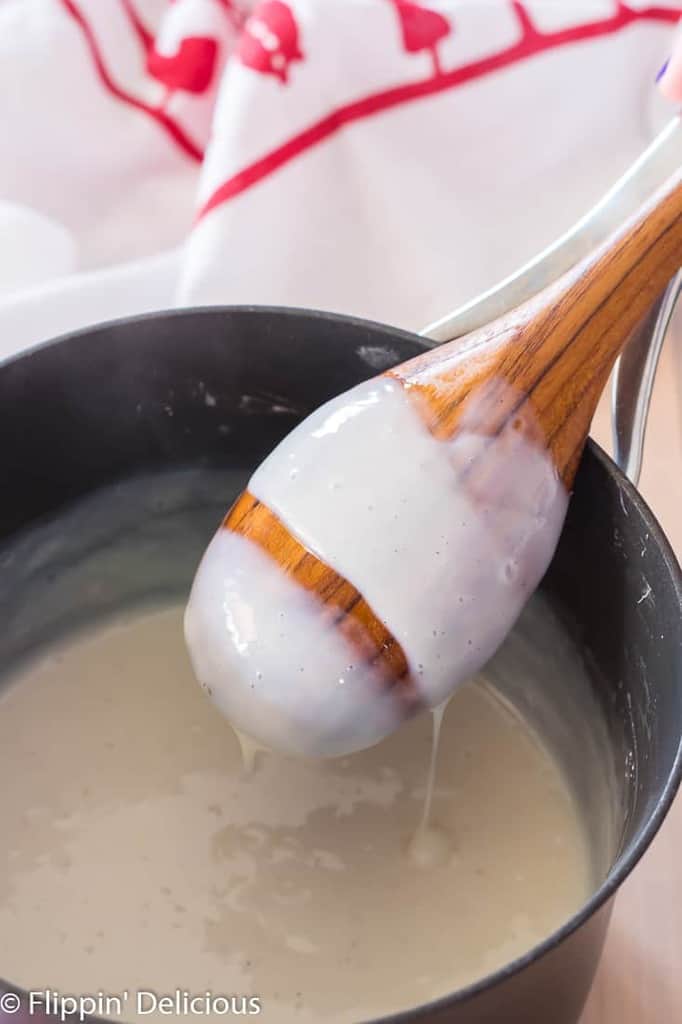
[[0, 606, 593, 1024], [185, 378, 567, 756], [408, 702, 452, 868]]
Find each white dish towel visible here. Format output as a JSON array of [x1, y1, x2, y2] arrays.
[[0, 0, 678, 359]]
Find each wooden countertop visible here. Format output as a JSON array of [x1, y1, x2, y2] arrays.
[[581, 326, 682, 1023]]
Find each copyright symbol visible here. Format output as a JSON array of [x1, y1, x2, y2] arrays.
[[0, 993, 20, 1014]]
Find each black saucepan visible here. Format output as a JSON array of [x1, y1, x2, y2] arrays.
[[0, 308, 680, 1024]]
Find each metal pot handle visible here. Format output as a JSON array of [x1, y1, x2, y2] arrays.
[[611, 271, 681, 486]]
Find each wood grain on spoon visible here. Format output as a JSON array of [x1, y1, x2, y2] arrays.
[[224, 491, 422, 711], [225, 168, 682, 689]]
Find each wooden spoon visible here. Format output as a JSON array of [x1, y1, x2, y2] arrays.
[[223, 168, 682, 703]]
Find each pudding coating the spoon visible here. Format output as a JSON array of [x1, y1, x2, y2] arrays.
[[184, 376, 567, 757]]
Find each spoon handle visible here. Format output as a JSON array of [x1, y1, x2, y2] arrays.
[[392, 167, 682, 486]]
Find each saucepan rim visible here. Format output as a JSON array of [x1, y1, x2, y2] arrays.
[[0, 306, 680, 1023]]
